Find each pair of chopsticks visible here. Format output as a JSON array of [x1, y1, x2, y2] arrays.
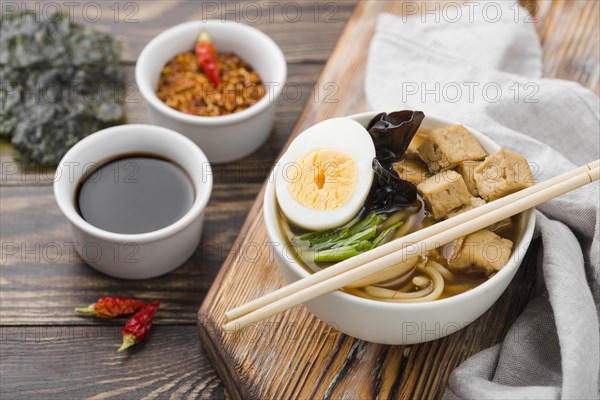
[[224, 160, 599, 331]]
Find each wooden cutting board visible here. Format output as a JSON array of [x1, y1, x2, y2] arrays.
[[198, 1, 596, 398]]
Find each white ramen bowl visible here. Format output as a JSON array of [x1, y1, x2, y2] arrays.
[[54, 124, 213, 280], [136, 20, 287, 163], [263, 112, 536, 345]]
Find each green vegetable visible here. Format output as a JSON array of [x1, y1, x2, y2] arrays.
[[321, 226, 377, 250], [295, 211, 408, 264], [314, 246, 360, 263], [297, 212, 378, 248], [372, 221, 405, 248], [353, 240, 373, 252], [297, 226, 351, 247], [348, 212, 385, 235], [0, 12, 125, 165]]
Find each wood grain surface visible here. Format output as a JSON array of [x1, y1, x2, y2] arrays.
[[198, 1, 599, 399], [1, 325, 226, 399], [0, 0, 598, 399]]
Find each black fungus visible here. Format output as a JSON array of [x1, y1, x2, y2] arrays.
[[364, 110, 425, 214], [364, 158, 417, 214], [367, 110, 425, 162]]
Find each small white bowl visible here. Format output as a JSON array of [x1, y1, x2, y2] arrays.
[[136, 20, 287, 163], [263, 112, 536, 345], [54, 124, 213, 280]]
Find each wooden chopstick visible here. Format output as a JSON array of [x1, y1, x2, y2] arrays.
[[224, 160, 599, 331], [225, 160, 599, 322]]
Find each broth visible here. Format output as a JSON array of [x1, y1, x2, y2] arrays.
[[76, 154, 194, 234]]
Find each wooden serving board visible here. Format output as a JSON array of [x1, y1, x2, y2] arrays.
[[198, 1, 598, 399]]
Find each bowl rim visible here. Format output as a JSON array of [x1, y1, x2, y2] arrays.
[[53, 124, 213, 244], [135, 20, 287, 126], [263, 111, 536, 310]]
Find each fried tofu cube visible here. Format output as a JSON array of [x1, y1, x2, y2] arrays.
[[456, 160, 481, 196], [417, 170, 470, 220], [445, 196, 486, 219], [406, 141, 419, 157], [392, 159, 429, 185], [474, 149, 535, 201], [449, 229, 513, 274], [406, 131, 428, 156], [417, 125, 487, 172]]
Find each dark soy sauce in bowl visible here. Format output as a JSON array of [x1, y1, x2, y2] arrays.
[[76, 154, 195, 234]]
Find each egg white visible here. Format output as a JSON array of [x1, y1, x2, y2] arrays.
[[275, 117, 376, 231]]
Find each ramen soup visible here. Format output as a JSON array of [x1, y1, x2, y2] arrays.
[[77, 155, 195, 234], [275, 111, 535, 302]]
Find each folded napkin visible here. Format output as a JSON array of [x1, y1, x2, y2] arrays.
[[365, 2, 599, 399]]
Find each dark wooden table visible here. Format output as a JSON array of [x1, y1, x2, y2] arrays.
[[1, 1, 598, 399]]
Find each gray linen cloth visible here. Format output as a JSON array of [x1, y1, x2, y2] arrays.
[[365, 2, 599, 398]]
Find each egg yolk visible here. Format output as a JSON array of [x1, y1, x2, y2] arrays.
[[286, 149, 357, 210]]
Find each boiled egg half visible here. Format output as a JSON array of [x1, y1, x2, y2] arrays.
[[275, 118, 376, 231]]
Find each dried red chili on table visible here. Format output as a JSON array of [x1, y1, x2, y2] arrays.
[[195, 28, 221, 86], [75, 297, 147, 318], [118, 300, 160, 352]]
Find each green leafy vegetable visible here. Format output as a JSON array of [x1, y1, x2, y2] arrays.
[[297, 226, 351, 247], [296, 212, 373, 248], [372, 221, 404, 248], [348, 212, 385, 236], [0, 12, 125, 165], [314, 246, 360, 263], [295, 212, 406, 264], [322, 226, 377, 250]]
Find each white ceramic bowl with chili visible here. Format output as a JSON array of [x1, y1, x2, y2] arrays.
[[136, 20, 287, 163]]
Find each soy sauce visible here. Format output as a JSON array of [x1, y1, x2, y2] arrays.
[[76, 155, 194, 234]]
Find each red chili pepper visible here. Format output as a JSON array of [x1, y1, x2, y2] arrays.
[[75, 297, 147, 318], [195, 28, 221, 86], [118, 300, 160, 352]]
